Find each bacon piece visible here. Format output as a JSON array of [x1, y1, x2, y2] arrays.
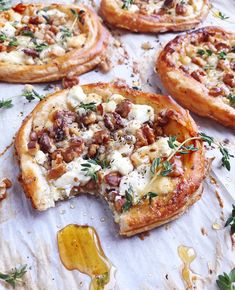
[[104, 172, 122, 187], [29, 16, 44, 25], [47, 164, 66, 180], [175, 3, 187, 15], [191, 70, 205, 83], [62, 138, 84, 163], [38, 133, 52, 153], [223, 73, 235, 88], [215, 42, 230, 52], [93, 130, 110, 144], [62, 75, 80, 89], [23, 48, 39, 58], [115, 99, 132, 118], [209, 87, 224, 97], [13, 3, 27, 14], [88, 144, 99, 158], [141, 124, 155, 144]]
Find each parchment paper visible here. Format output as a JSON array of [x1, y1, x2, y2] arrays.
[[0, 0, 234, 289]]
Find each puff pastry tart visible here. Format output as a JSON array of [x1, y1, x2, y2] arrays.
[[157, 26, 235, 129], [100, 0, 209, 33], [0, 3, 109, 83], [15, 82, 206, 236]]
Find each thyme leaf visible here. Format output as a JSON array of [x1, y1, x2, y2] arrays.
[[122, 0, 133, 9], [0, 99, 13, 109], [0, 264, 27, 288], [225, 204, 235, 235], [216, 268, 235, 290]]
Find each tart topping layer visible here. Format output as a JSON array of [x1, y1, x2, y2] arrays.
[[27, 86, 196, 214], [166, 29, 235, 108], [120, 0, 204, 18], [0, 4, 87, 65]]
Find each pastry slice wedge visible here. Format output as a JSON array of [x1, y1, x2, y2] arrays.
[[0, 3, 109, 83], [100, 0, 209, 33], [15, 82, 206, 236], [156, 26, 235, 129]]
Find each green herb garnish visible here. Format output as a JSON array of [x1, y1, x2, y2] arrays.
[[0, 264, 27, 288], [22, 89, 44, 102], [197, 49, 212, 57], [79, 102, 96, 111], [218, 51, 227, 60], [150, 157, 161, 175], [0, 0, 12, 11], [122, 186, 133, 212], [0, 32, 7, 42], [217, 11, 230, 20], [20, 29, 34, 37], [228, 94, 235, 106], [160, 161, 173, 177], [81, 159, 99, 182], [225, 204, 235, 235], [148, 192, 158, 204], [8, 38, 18, 47], [216, 268, 235, 290], [60, 27, 72, 39], [122, 0, 133, 9], [0, 98, 13, 109], [34, 43, 48, 52]]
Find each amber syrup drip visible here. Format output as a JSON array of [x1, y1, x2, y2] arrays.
[[178, 245, 197, 289], [57, 224, 115, 290]]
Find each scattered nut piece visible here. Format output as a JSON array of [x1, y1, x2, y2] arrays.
[[212, 223, 221, 230], [141, 42, 153, 50], [0, 178, 12, 201], [201, 227, 208, 236]]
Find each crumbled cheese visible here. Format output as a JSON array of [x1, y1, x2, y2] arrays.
[[35, 150, 47, 165], [102, 100, 117, 113], [0, 51, 30, 64], [119, 165, 151, 203], [128, 4, 139, 13], [128, 104, 154, 123], [67, 85, 87, 108], [39, 8, 66, 18], [109, 151, 133, 176], [151, 176, 175, 195], [54, 157, 101, 189], [125, 120, 142, 134], [67, 34, 86, 48], [109, 94, 125, 104], [1, 23, 16, 37], [86, 93, 102, 105], [131, 137, 172, 167]]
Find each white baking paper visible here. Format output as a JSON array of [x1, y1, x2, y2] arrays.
[[0, 0, 234, 289]]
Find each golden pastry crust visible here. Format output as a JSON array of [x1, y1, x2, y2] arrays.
[[0, 3, 109, 83], [100, 0, 209, 33], [156, 26, 235, 129], [15, 82, 206, 236]]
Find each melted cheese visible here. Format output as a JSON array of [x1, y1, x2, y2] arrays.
[[119, 165, 151, 203], [128, 104, 154, 123], [1, 22, 16, 37], [109, 151, 133, 176], [0, 50, 31, 64], [131, 137, 172, 167], [67, 85, 87, 108], [54, 157, 101, 190]]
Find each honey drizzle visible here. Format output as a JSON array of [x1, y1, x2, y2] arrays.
[[178, 245, 197, 289], [57, 224, 116, 290]]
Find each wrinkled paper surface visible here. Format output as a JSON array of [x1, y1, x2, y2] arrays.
[[0, 0, 234, 289]]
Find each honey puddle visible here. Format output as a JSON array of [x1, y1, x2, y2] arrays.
[[178, 245, 202, 289], [57, 224, 116, 290]]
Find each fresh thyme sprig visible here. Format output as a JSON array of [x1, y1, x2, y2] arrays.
[[122, 185, 133, 212], [228, 94, 235, 106], [225, 204, 235, 235], [122, 0, 133, 9], [216, 268, 235, 290], [21, 89, 44, 102], [79, 102, 97, 111], [0, 0, 12, 11], [147, 192, 158, 204], [81, 159, 100, 182], [0, 264, 27, 288], [0, 99, 13, 109]]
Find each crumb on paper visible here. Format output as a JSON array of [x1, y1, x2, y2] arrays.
[[100, 217, 105, 223], [212, 223, 221, 230], [60, 209, 66, 215], [201, 227, 208, 236], [70, 203, 75, 209], [24, 84, 34, 93], [215, 190, 224, 208], [138, 231, 150, 240], [141, 42, 153, 50], [165, 224, 171, 230], [0, 178, 12, 201]]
